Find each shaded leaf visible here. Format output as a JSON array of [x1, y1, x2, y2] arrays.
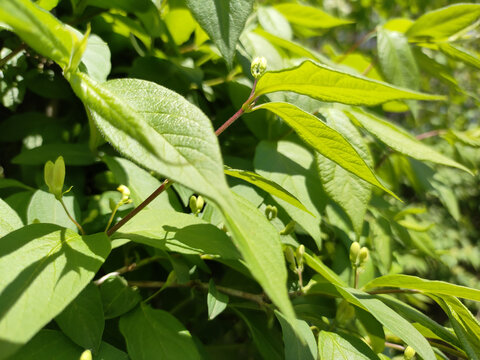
[[0, 198, 23, 237], [318, 331, 380, 360], [98, 275, 141, 319], [207, 280, 229, 320]]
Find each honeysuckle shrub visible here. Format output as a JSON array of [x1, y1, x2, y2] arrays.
[[0, 0, 479, 359]]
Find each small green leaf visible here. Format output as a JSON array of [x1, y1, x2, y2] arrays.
[[254, 103, 398, 199], [98, 275, 141, 319], [186, 0, 254, 66], [0, 225, 110, 359], [437, 43, 480, 70], [55, 283, 104, 352], [224, 166, 311, 215], [112, 209, 240, 259], [35, 0, 60, 11], [318, 331, 380, 360], [275, 310, 318, 360], [364, 274, 480, 302], [120, 304, 202, 360], [207, 280, 229, 320], [253, 61, 444, 106], [274, 3, 352, 30], [0, 198, 23, 237], [348, 109, 472, 174], [406, 4, 480, 41]]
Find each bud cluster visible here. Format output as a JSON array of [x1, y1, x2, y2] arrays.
[[189, 195, 205, 215], [349, 242, 369, 268]]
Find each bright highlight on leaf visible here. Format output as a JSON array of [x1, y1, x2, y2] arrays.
[[254, 60, 445, 106]]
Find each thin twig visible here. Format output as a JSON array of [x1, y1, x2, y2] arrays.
[[385, 342, 405, 351], [416, 129, 446, 140], [60, 198, 85, 235], [128, 280, 266, 306], [336, 29, 376, 64], [106, 179, 171, 236], [94, 256, 163, 285], [0, 44, 27, 68]]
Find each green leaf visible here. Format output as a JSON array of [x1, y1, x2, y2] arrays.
[[207, 280, 229, 320], [437, 43, 480, 70], [55, 283, 104, 352], [430, 295, 480, 360], [316, 109, 372, 235], [355, 308, 385, 353], [112, 209, 240, 259], [35, 0, 60, 11], [0, 0, 76, 68], [364, 274, 480, 302], [0, 225, 110, 359], [339, 288, 436, 360], [12, 143, 95, 166], [318, 331, 380, 360], [406, 4, 480, 42], [0, 198, 23, 237], [348, 109, 472, 174], [254, 103, 397, 199], [27, 190, 79, 231], [233, 308, 284, 360], [85, 0, 151, 13], [257, 6, 292, 40], [275, 310, 318, 360], [224, 166, 311, 215], [80, 33, 112, 82], [377, 28, 419, 91], [185, 0, 254, 66], [303, 253, 346, 287], [120, 304, 202, 360], [88, 78, 229, 203], [98, 275, 141, 319], [253, 140, 324, 247], [274, 3, 352, 30], [10, 329, 128, 360], [253, 61, 444, 106], [103, 156, 182, 212]]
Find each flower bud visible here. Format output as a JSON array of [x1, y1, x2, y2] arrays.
[[404, 346, 416, 359], [44, 156, 65, 200], [285, 246, 296, 266], [251, 56, 267, 79], [196, 195, 205, 212], [296, 244, 305, 268], [117, 184, 130, 201], [265, 205, 277, 220], [280, 220, 296, 235], [358, 247, 369, 265], [349, 242, 361, 264], [79, 349, 92, 360]]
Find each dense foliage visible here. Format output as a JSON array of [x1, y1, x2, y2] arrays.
[[1, 0, 480, 359]]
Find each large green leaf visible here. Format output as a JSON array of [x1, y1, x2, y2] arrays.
[[10, 329, 128, 360], [365, 274, 480, 302], [318, 331, 380, 360], [0, 198, 23, 237], [119, 304, 202, 360], [339, 288, 436, 360], [112, 209, 240, 260], [0, 0, 75, 68], [254, 103, 397, 199], [99, 275, 141, 319], [348, 109, 472, 174], [377, 28, 419, 91], [254, 140, 324, 248], [185, 0, 254, 66], [316, 109, 372, 235], [224, 166, 311, 215], [253, 61, 444, 106], [275, 310, 318, 360], [0, 224, 110, 359], [406, 4, 480, 41], [274, 3, 352, 30], [55, 283, 104, 352], [88, 78, 229, 202]]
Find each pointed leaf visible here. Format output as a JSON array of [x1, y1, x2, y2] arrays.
[[0, 225, 110, 359], [406, 4, 480, 41], [120, 304, 202, 360], [99, 275, 141, 319], [364, 274, 480, 302], [55, 283, 104, 352], [0, 198, 23, 237], [253, 61, 444, 106], [185, 0, 254, 66], [254, 103, 397, 199], [274, 3, 352, 30], [224, 166, 311, 215], [207, 280, 229, 320], [438, 43, 480, 70], [348, 109, 472, 174], [318, 331, 380, 360], [275, 310, 318, 360]]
